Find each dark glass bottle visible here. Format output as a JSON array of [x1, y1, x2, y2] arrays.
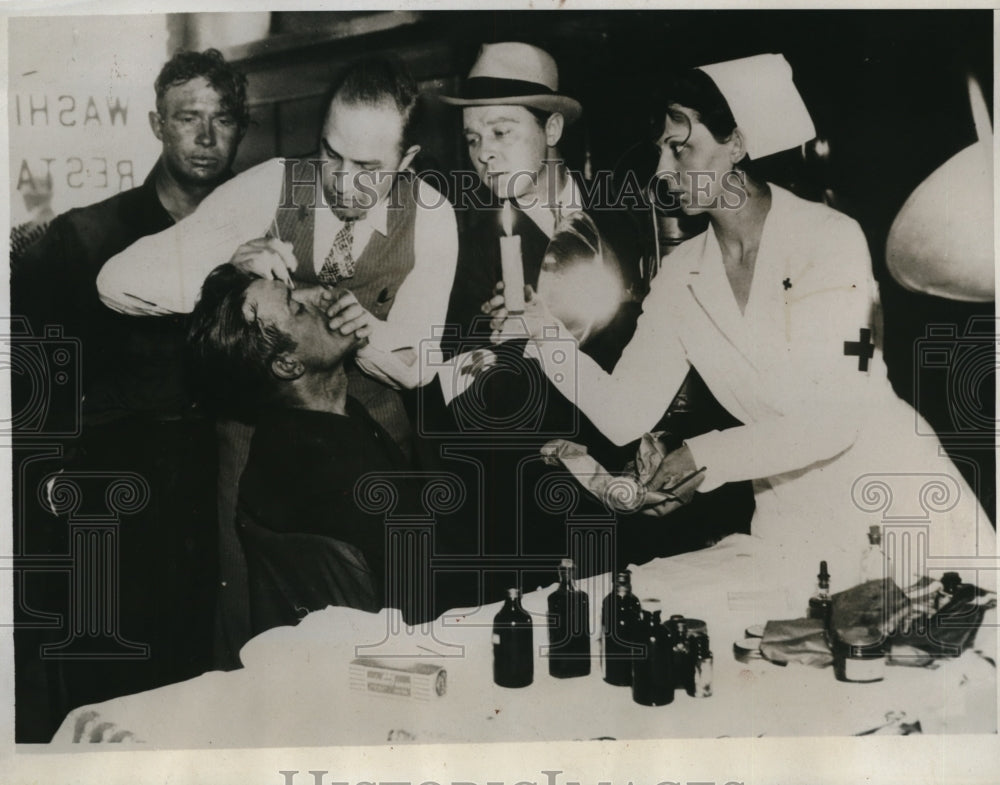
[[601, 570, 642, 686], [808, 560, 833, 629], [547, 558, 591, 678], [933, 572, 982, 656], [493, 587, 533, 688], [631, 608, 673, 706]]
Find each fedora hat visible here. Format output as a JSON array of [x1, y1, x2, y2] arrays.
[[441, 42, 582, 124]]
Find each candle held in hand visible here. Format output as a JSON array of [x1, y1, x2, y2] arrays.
[[499, 200, 525, 314]]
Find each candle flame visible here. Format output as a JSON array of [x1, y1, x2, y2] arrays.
[[501, 199, 513, 236]]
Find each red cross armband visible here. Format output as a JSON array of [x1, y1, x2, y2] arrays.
[[844, 327, 875, 371]]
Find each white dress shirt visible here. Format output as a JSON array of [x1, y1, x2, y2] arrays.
[[97, 158, 458, 389], [518, 173, 582, 239]]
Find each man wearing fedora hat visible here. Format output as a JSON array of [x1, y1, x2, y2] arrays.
[[441, 41, 641, 365], [419, 43, 648, 604], [441, 42, 582, 220]]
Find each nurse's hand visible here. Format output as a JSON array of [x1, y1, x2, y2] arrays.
[[641, 444, 705, 517], [483, 282, 554, 344]]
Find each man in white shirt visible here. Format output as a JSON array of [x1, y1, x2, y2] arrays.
[[99, 56, 457, 425], [98, 55, 458, 667]]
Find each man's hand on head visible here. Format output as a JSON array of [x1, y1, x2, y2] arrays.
[[229, 237, 298, 287], [325, 289, 374, 343]]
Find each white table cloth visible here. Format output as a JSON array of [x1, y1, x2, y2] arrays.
[[52, 535, 996, 746]]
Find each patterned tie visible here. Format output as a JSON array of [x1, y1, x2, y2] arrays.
[[318, 219, 356, 284]]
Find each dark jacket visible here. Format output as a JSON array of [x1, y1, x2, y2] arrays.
[[236, 400, 413, 637], [11, 163, 226, 423]]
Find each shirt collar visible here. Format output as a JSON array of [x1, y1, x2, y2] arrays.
[[557, 175, 584, 217], [518, 171, 583, 237], [364, 190, 389, 236], [145, 157, 236, 219]]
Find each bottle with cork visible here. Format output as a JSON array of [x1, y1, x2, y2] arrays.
[[601, 570, 642, 686], [492, 587, 533, 688], [859, 525, 886, 584], [630, 600, 673, 706]]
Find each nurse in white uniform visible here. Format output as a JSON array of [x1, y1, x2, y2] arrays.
[[488, 54, 996, 594]]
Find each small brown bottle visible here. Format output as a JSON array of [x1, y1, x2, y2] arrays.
[[808, 560, 833, 629], [631, 607, 673, 706], [666, 614, 692, 692], [687, 633, 713, 698]]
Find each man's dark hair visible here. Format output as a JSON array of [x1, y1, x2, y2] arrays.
[[524, 106, 553, 128], [187, 264, 296, 421], [155, 48, 251, 134], [325, 56, 422, 153]]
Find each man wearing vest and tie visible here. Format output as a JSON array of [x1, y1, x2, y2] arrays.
[[98, 56, 458, 666]]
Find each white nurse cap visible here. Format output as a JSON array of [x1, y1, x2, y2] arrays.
[[697, 53, 816, 159]]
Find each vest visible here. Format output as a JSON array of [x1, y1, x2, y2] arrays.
[[273, 160, 418, 318], [273, 161, 421, 456]]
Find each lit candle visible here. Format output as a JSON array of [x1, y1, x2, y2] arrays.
[[499, 200, 525, 314]]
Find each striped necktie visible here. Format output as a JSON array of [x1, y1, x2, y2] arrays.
[[318, 219, 356, 284]]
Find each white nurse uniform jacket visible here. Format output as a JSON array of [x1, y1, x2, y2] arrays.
[[534, 185, 995, 595]]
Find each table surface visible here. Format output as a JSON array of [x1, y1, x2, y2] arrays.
[[51, 535, 997, 747]]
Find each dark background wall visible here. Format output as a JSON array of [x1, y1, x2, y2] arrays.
[[199, 9, 993, 519]]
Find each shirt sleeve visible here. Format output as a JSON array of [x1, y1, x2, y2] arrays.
[[685, 212, 879, 491], [96, 160, 285, 315], [355, 179, 458, 389], [527, 263, 691, 446]]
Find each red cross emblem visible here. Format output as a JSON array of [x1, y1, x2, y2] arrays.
[[844, 328, 875, 371]]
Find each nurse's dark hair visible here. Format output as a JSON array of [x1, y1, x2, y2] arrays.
[[325, 56, 423, 153], [155, 48, 250, 134], [650, 68, 739, 146], [186, 264, 297, 421]]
